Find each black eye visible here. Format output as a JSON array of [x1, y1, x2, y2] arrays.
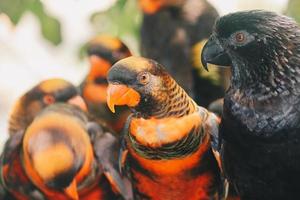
[[137, 72, 150, 85], [235, 32, 245, 43]]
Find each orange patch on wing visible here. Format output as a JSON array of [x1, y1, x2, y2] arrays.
[[83, 83, 107, 103], [87, 56, 111, 81], [130, 112, 202, 147]]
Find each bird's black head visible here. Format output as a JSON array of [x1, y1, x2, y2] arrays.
[[202, 10, 300, 97], [106, 56, 186, 118]]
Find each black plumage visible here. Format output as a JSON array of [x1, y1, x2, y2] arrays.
[[202, 10, 300, 200], [140, 0, 225, 107]]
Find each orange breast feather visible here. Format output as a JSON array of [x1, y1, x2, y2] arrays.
[[129, 136, 213, 200], [128, 113, 217, 200]]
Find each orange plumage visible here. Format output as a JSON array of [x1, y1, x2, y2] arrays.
[[107, 56, 227, 200], [80, 35, 132, 132], [1, 104, 131, 200]]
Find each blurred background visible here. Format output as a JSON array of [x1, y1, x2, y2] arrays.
[[0, 0, 298, 148]]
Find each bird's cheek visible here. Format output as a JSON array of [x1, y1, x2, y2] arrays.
[[107, 84, 141, 113]]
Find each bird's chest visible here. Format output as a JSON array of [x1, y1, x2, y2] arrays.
[[127, 137, 217, 200], [127, 116, 220, 199], [129, 115, 199, 147], [221, 115, 300, 199]]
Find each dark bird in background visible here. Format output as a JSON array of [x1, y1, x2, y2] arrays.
[[1, 104, 132, 200], [106, 56, 227, 200], [202, 10, 300, 199], [8, 78, 87, 136], [80, 35, 132, 133], [208, 98, 224, 117], [139, 0, 228, 107]]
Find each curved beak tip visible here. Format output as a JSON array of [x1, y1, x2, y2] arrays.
[[200, 36, 232, 69], [106, 84, 117, 113], [200, 58, 209, 71], [201, 44, 209, 72], [203, 63, 209, 71], [107, 96, 116, 113], [106, 83, 140, 113]]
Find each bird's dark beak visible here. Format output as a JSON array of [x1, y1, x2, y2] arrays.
[[201, 36, 231, 71], [107, 83, 140, 113]]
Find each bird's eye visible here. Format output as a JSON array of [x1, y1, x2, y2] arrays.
[[235, 32, 245, 43], [137, 72, 150, 85], [43, 95, 55, 105]]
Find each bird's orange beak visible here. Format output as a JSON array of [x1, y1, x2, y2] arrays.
[[107, 84, 140, 113], [139, 0, 163, 14], [68, 95, 88, 112], [64, 180, 79, 200], [87, 56, 111, 81]]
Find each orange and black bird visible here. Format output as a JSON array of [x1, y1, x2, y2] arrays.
[[202, 10, 300, 199], [139, 0, 227, 107], [8, 78, 87, 136], [0, 103, 132, 200], [106, 56, 227, 200], [80, 35, 132, 132]]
